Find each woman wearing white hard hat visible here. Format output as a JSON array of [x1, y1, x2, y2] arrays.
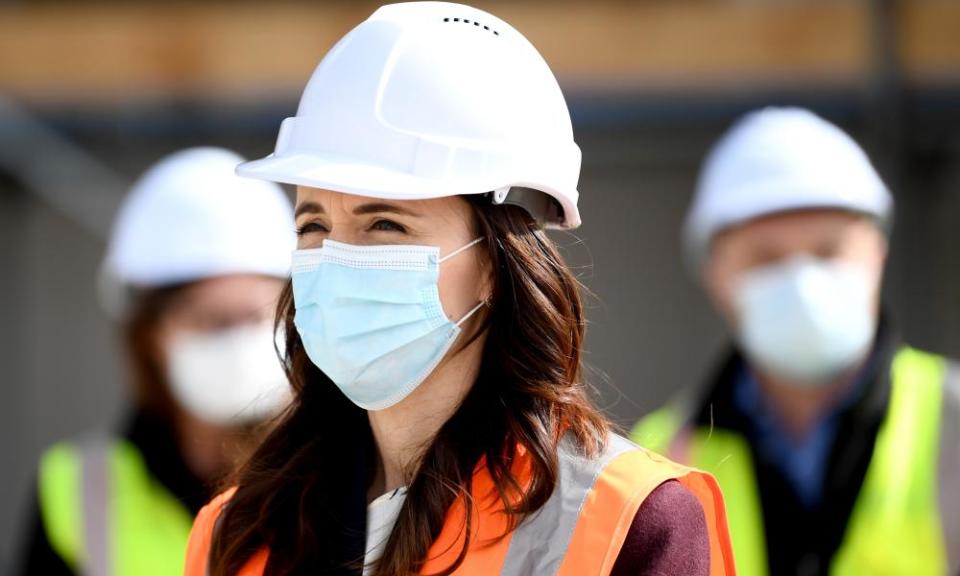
[[186, 4, 734, 576], [16, 148, 296, 576]]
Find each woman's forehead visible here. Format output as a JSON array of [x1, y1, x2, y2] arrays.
[[294, 187, 469, 217]]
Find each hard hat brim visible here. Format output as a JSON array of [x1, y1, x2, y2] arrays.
[[237, 153, 581, 229], [684, 183, 893, 273]]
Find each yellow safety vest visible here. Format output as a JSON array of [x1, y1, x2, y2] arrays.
[[631, 347, 948, 576], [38, 438, 195, 576]]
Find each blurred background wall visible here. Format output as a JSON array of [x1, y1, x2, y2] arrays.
[[1, 0, 959, 567]]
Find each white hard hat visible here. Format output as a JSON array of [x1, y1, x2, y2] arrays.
[[685, 107, 893, 268], [237, 2, 582, 229], [102, 147, 295, 300]]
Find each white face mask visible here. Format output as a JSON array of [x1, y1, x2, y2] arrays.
[[733, 256, 877, 386], [166, 323, 291, 424]]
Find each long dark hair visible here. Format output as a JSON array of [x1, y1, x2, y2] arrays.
[[124, 284, 190, 420], [209, 199, 608, 575]]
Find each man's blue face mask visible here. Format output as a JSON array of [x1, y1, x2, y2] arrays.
[[290, 237, 485, 410]]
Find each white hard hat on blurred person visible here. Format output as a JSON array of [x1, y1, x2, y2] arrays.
[[237, 1, 582, 229], [101, 147, 296, 314], [685, 107, 893, 268]]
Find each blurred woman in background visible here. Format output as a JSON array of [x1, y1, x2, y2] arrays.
[[185, 4, 734, 575], [16, 147, 296, 576]]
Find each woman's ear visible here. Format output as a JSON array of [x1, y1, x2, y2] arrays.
[[473, 237, 496, 307]]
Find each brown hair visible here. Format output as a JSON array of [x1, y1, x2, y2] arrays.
[[209, 199, 608, 576], [124, 284, 189, 419]]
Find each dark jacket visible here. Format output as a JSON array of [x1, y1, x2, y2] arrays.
[[691, 322, 900, 575]]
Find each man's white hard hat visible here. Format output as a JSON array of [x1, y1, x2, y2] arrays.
[[237, 2, 582, 229], [685, 107, 893, 268]]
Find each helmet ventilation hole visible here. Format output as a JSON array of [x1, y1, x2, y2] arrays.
[[442, 16, 500, 36]]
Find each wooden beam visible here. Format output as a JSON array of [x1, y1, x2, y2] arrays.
[[0, 1, 956, 104], [899, 0, 960, 83]]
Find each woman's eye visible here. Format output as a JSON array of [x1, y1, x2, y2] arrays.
[[370, 219, 406, 233], [816, 245, 841, 259], [296, 222, 329, 236]]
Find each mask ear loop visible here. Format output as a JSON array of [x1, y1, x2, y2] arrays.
[[438, 237, 484, 264], [437, 237, 487, 326], [455, 301, 486, 327]]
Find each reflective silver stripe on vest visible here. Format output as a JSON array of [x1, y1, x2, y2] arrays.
[[940, 360, 960, 576], [499, 433, 637, 576], [79, 438, 112, 576]]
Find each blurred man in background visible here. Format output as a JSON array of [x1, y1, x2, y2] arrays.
[[15, 147, 296, 576], [632, 107, 960, 576]]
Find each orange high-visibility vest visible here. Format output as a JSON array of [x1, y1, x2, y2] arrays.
[[184, 434, 735, 575]]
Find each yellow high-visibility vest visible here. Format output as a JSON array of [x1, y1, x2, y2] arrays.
[[38, 438, 195, 576], [632, 347, 950, 576]]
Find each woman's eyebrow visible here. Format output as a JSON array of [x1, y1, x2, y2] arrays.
[[353, 202, 423, 218], [295, 201, 325, 218]]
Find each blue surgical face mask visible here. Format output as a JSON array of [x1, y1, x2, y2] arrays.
[[734, 256, 876, 386], [290, 237, 484, 410]]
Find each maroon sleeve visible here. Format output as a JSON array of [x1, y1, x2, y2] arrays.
[[609, 480, 710, 576]]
